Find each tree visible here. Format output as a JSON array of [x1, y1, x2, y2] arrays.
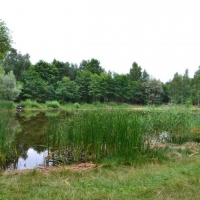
[[1, 48, 31, 81], [182, 69, 191, 103], [142, 69, 149, 81], [0, 20, 12, 60], [22, 66, 47, 102], [130, 81, 143, 104], [168, 73, 183, 103], [129, 62, 142, 82], [112, 73, 130, 102], [142, 78, 163, 104], [80, 59, 104, 75], [192, 67, 200, 106], [161, 82, 170, 103], [75, 70, 92, 103], [55, 77, 79, 103], [34, 60, 58, 86], [0, 69, 21, 101], [88, 74, 102, 102]]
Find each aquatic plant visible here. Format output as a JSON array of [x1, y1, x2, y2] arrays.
[[0, 100, 15, 110], [45, 106, 196, 165], [45, 109, 145, 165]]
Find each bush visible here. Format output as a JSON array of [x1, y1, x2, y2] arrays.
[[45, 101, 60, 108], [20, 99, 40, 108], [74, 102, 80, 109]]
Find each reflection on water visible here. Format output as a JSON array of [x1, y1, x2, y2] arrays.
[[1, 110, 53, 170], [17, 148, 49, 170]]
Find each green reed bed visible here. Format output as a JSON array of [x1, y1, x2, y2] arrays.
[[0, 112, 18, 170], [0, 100, 15, 110], [45, 106, 197, 166], [142, 105, 192, 144], [46, 109, 146, 165]]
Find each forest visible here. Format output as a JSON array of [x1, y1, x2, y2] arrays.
[[0, 19, 200, 105]]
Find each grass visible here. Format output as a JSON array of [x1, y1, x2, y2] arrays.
[[45, 109, 145, 165], [1, 154, 200, 199], [1, 104, 200, 198], [0, 100, 15, 110], [20, 99, 41, 109], [45, 100, 60, 109], [44, 106, 196, 166]]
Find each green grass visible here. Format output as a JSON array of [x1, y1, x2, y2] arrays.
[[44, 106, 196, 165], [0, 111, 18, 170], [0, 100, 15, 110], [1, 154, 200, 199], [45, 109, 145, 165], [45, 100, 60, 108], [20, 99, 41, 109]]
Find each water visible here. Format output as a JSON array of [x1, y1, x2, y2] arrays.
[[16, 148, 48, 170], [1, 111, 55, 170]]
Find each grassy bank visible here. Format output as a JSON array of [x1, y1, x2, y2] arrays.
[[18, 100, 141, 110], [0, 100, 15, 110], [1, 154, 200, 199]]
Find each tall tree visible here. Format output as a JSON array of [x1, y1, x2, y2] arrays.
[[55, 77, 79, 103], [34, 60, 58, 85], [192, 67, 200, 106], [161, 82, 170, 103], [22, 66, 47, 102], [142, 78, 163, 104], [112, 73, 130, 102], [0, 20, 12, 60], [81, 59, 104, 75], [182, 69, 191, 103], [0, 69, 21, 101], [1, 48, 31, 82], [168, 73, 183, 103], [88, 74, 102, 102], [129, 62, 142, 82], [130, 81, 143, 104], [75, 70, 92, 103]]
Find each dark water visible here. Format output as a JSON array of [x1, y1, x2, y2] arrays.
[[1, 111, 59, 170]]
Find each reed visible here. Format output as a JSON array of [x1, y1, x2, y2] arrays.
[[0, 100, 15, 110], [46, 105, 197, 166], [45, 109, 145, 165], [142, 105, 192, 144], [0, 112, 17, 170]]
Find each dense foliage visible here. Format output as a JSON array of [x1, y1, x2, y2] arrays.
[[0, 20, 12, 60], [0, 19, 200, 105]]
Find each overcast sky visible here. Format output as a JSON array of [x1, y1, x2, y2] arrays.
[[1, 0, 200, 83]]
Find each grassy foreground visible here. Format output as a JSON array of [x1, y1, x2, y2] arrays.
[[1, 154, 200, 200]]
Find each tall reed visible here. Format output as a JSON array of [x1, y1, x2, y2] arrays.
[[45, 106, 195, 165], [46, 109, 144, 164], [142, 105, 192, 144], [0, 100, 15, 110]]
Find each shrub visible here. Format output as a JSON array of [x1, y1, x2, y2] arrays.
[[20, 99, 40, 108], [45, 101, 60, 108], [74, 102, 80, 109]]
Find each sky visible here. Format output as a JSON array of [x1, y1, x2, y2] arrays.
[[1, 0, 200, 83]]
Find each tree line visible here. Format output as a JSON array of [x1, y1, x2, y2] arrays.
[[0, 19, 199, 105]]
